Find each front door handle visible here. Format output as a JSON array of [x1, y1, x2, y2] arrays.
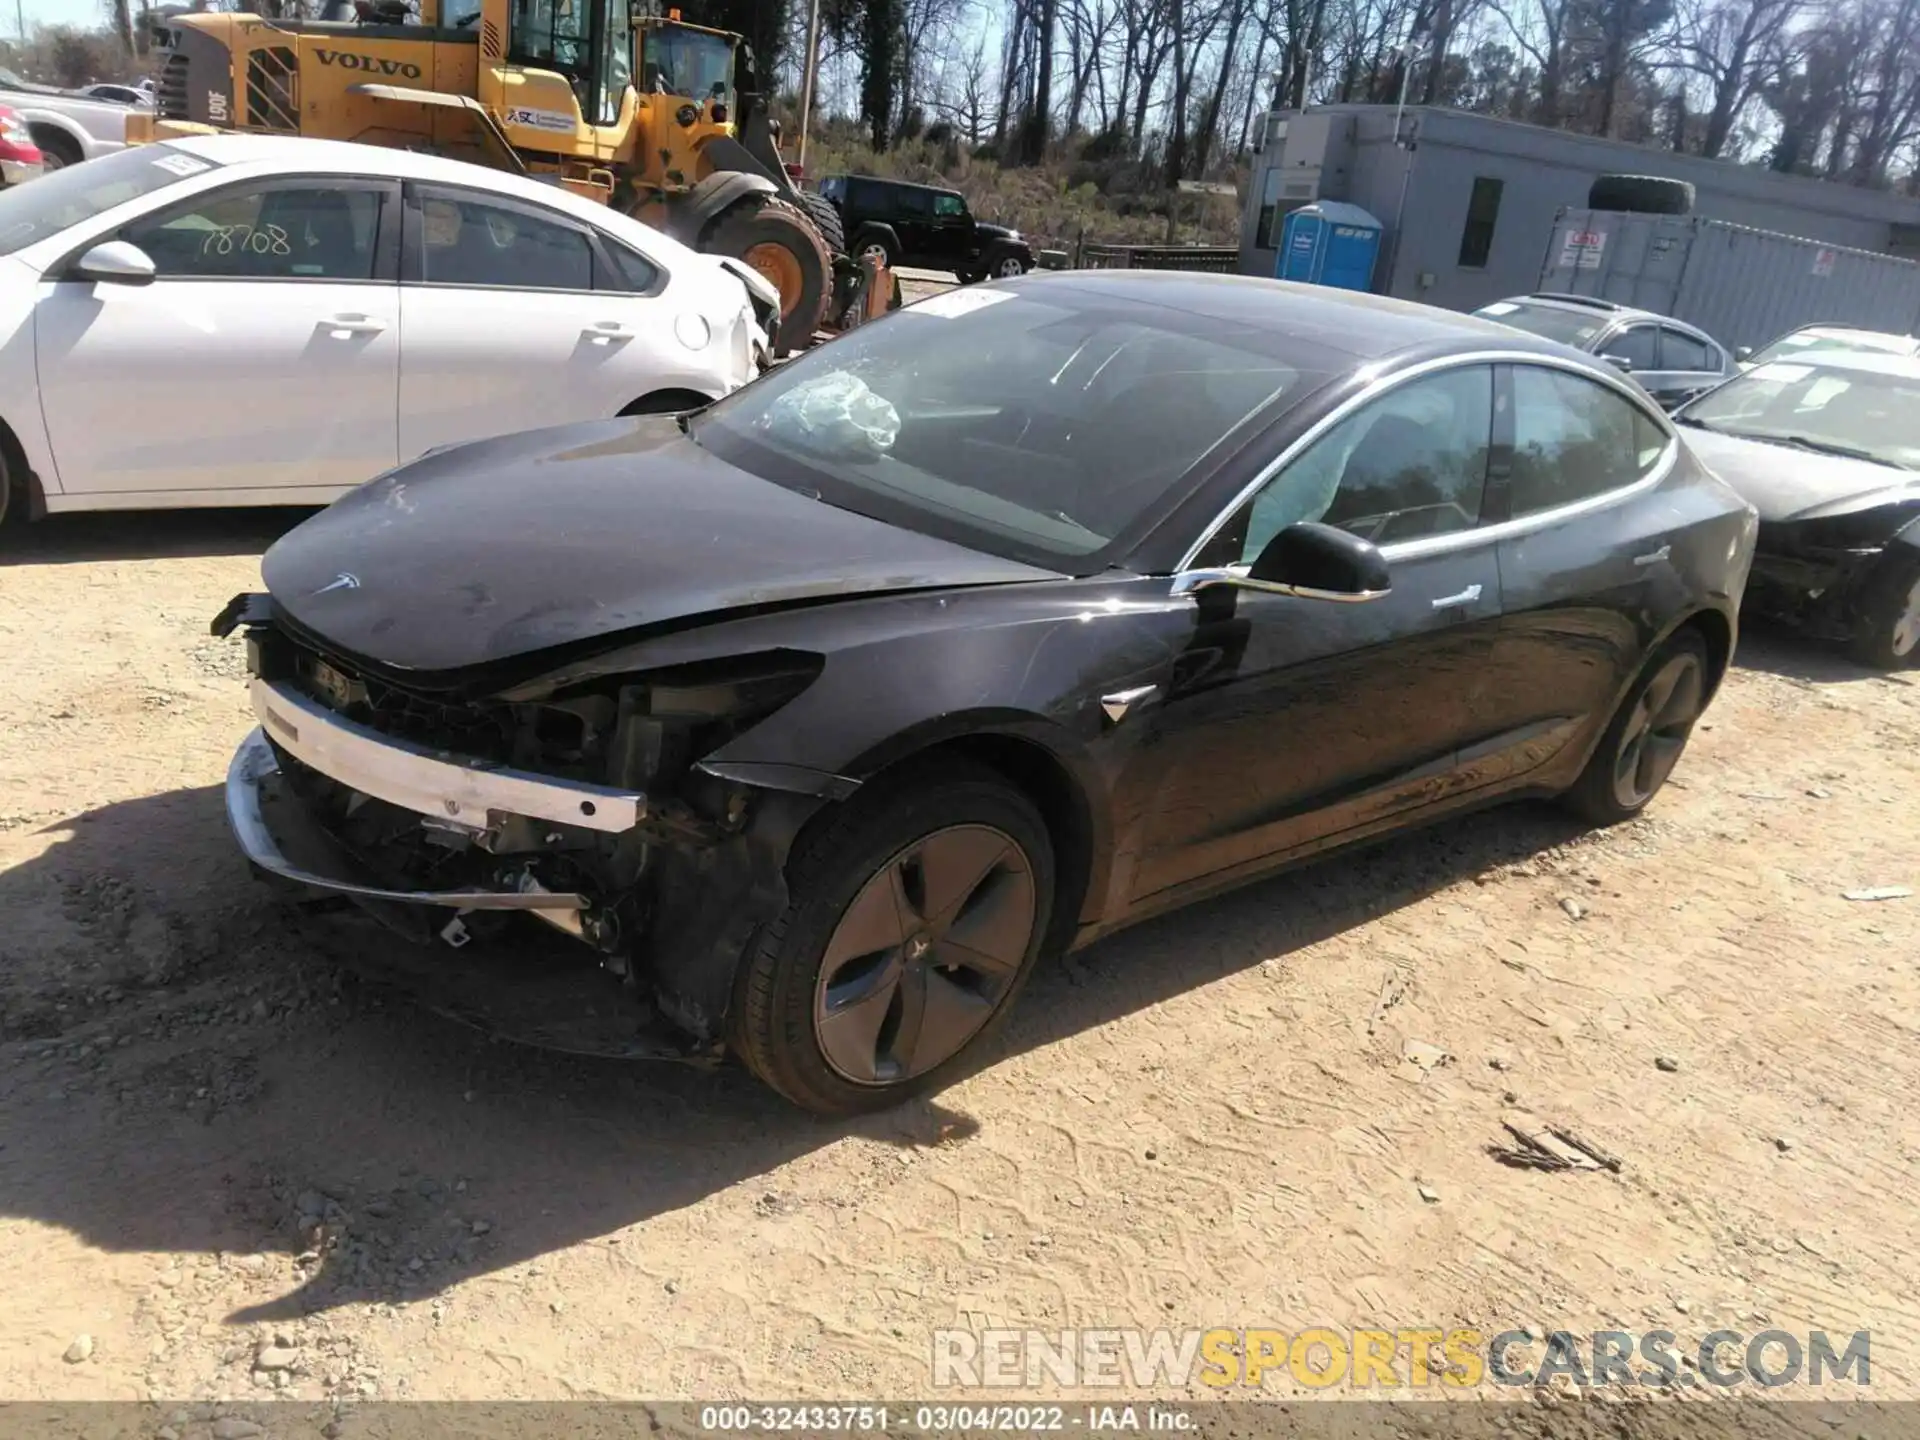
[[1431, 583, 1483, 610], [1633, 545, 1672, 567], [323, 314, 386, 337], [583, 321, 630, 344]]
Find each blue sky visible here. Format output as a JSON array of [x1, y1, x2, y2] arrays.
[[12, 0, 97, 40]]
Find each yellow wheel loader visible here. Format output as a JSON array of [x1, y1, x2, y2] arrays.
[[133, 0, 884, 352]]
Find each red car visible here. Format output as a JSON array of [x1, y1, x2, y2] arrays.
[[0, 106, 43, 187]]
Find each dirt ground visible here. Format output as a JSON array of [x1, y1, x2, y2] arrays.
[[1, 497, 1917, 1418]]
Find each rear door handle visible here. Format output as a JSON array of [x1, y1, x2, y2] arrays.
[[1431, 583, 1483, 610], [583, 321, 630, 344], [323, 314, 386, 337], [1633, 545, 1672, 567]]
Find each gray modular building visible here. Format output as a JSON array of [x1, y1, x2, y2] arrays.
[[1238, 105, 1920, 319]]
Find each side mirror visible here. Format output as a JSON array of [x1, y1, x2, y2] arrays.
[[1600, 353, 1634, 373], [70, 240, 157, 287], [1734, 344, 1753, 362], [1174, 522, 1391, 603]]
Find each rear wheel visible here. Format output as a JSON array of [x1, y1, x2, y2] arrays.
[[29, 127, 80, 171], [703, 196, 831, 358], [1564, 630, 1710, 825], [0, 437, 16, 531], [1847, 551, 1920, 670], [730, 761, 1055, 1116]]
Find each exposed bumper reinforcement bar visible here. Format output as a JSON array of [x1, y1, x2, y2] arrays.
[[226, 728, 587, 913], [249, 677, 647, 835]]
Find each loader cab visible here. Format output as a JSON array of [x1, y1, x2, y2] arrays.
[[501, 0, 630, 127], [636, 17, 733, 114]]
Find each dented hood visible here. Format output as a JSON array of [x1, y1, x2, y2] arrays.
[[262, 416, 1057, 676], [1680, 425, 1920, 524]]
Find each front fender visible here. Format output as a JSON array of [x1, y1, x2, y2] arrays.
[[1892, 511, 1920, 552], [665, 169, 778, 247]]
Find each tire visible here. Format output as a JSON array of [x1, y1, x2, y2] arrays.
[[29, 127, 81, 171], [850, 225, 896, 270], [1563, 629, 1711, 826], [1587, 174, 1694, 215], [795, 189, 845, 258], [0, 435, 17, 532], [702, 195, 832, 359], [1846, 550, 1920, 670], [730, 760, 1056, 1116], [985, 248, 1030, 279]]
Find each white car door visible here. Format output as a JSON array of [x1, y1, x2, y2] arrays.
[[396, 182, 686, 459], [34, 175, 400, 498]]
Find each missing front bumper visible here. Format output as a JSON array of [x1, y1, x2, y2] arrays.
[[226, 727, 592, 917], [225, 729, 717, 1061]]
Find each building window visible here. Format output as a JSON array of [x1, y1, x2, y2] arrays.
[[1255, 170, 1286, 250], [1457, 176, 1503, 268]]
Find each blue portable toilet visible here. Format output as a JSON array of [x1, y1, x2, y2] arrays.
[[1276, 201, 1383, 292]]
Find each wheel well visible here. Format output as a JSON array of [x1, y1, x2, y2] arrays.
[[876, 733, 1095, 955], [0, 413, 42, 524], [618, 389, 716, 418], [1676, 608, 1734, 699], [27, 125, 81, 163]]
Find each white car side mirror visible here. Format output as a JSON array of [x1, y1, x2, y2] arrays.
[[71, 241, 157, 287]]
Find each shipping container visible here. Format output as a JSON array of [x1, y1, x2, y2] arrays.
[[1538, 209, 1920, 352]]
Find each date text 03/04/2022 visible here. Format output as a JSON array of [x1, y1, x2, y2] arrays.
[[697, 1404, 1197, 1432]]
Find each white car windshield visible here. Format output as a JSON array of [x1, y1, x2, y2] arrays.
[[1747, 328, 1918, 365], [1680, 361, 1920, 471], [0, 144, 219, 257], [692, 286, 1322, 566]]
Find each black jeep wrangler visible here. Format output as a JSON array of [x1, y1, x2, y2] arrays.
[[815, 175, 1033, 282]]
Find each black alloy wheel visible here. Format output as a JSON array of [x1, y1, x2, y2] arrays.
[[731, 762, 1054, 1115], [1566, 630, 1710, 824]]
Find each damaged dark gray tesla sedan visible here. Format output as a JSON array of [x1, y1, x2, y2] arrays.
[[214, 273, 1756, 1114], [1672, 351, 1920, 668]]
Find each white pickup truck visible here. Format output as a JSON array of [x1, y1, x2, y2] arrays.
[[0, 67, 136, 171]]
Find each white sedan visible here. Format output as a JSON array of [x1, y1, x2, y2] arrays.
[[0, 134, 777, 528]]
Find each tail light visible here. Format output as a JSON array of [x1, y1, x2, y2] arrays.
[[0, 107, 40, 160]]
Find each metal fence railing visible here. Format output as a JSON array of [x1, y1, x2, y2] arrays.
[[1076, 243, 1240, 273]]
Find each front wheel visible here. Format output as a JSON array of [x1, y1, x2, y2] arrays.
[[988, 250, 1030, 278], [1847, 551, 1920, 670], [703, 197, 832, 358], [1563, 630, 1711, 825], [730, 762, 1055, 1116]]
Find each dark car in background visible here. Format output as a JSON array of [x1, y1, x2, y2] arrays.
[[1673, 350, 1920, 668], [1474, 292, 1735, 410], [817, 174, 1032, 282], [214, 274, 1755, 1114]]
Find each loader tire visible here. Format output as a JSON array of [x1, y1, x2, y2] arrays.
[[1587, 174, 1694, 215], [796, 189, 846, 259], [704, 196, 832, 358]]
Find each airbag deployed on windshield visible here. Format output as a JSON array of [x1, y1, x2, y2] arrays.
[[758, 371, 901, 460]]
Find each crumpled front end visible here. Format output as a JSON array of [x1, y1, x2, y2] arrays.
[[216, 596, 839, 1055], [1749, 500, 1920, 639]]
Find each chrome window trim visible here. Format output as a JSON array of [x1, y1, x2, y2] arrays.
[[1176, 348, 1678, 573]]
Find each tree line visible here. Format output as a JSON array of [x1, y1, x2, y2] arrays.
[[720, 0, 1920, 191], [13, 0, 1914, 192]]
